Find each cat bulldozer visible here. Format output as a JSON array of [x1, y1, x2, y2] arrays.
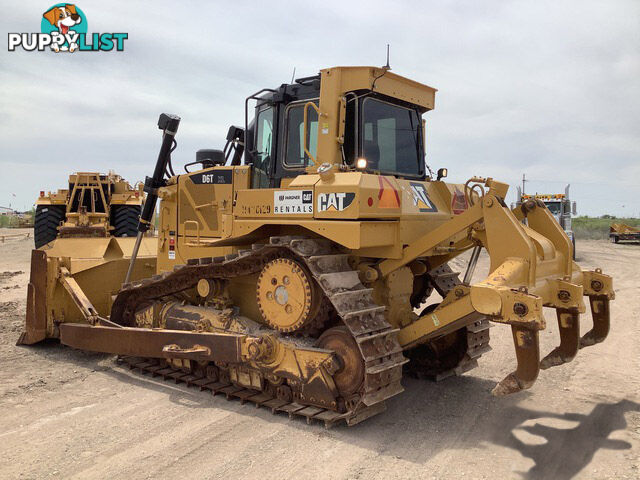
[[19, 66, 614, 426]]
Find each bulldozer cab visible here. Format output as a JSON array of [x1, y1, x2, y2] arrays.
[[174, 67, 434, 243], [243, 71, 428, 188]]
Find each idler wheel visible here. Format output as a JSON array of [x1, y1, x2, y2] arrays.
[[318, 326, 364, 396]]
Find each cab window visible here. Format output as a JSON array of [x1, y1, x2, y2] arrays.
[[284, 103, 318, 168], [252, 106, 274, 188], [361, 97, 422, 178]]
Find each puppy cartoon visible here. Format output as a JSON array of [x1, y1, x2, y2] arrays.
[[42, 4, 82, 52]]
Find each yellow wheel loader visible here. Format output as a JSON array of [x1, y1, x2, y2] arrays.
[[34, 171, 145, 248], [19, 66, 614, 426], [25, 172, 157, 344]]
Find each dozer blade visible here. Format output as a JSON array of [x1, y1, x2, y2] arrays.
[[18, 236, 157, 344], [492, 326, 540, 396], [540, 309, 580, 370]]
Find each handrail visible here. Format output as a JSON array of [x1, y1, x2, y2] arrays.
[[182, 220, 201, 245], [303, 101, 321, 166], [243, 88, 276, 166]]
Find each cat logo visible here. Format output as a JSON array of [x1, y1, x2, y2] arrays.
[[409, 182, 438, 212], [318, 192, 356, 212]]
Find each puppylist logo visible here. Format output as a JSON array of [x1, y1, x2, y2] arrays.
[[8, 4, 128, 53]]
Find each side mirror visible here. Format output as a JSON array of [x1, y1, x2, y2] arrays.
[[437, 168, 448, 181], [226, 125, 244, 143], [572, 201, 577, 216]]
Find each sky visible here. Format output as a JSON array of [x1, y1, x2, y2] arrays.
[[1, 0, 638, 216]]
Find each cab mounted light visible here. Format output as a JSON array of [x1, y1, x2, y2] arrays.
[[437, 168, 448, 180], [356, 158, 367, 170]]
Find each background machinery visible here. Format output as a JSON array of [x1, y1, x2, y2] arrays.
[[23, 172, 156, 341], [19, 66, 614, 426], [609, 223, 640, 243], [34, 171, 145, 248]]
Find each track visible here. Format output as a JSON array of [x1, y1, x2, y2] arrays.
[[405, 263, 492, 380], [118, 355, 373, 427], [111, 236, 490, 425], [111, 236, 407, 424]]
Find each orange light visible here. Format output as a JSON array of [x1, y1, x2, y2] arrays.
[[40, 191, 44, 197]]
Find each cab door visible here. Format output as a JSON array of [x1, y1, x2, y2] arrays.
[[273, 100, 318, 182], [234, 100, 318, 221]]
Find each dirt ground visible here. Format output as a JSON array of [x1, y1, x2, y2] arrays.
[[0, 228, 638, 480]]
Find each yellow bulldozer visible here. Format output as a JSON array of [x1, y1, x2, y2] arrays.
[[19, 66, 614, 426]]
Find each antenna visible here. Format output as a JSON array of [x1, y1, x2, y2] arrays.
[[290, 67, 296, 84], [372, 44, 391, 91], [384, 44, 391, 70]]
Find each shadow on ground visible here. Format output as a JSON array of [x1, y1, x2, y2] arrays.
[[18, 342, 639, 480]]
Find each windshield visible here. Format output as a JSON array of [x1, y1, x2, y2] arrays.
[[361, 97, 422, 177], [545, 202, 562, 215]]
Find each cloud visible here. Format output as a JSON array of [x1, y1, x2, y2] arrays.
[[0, 0, 638, 215]]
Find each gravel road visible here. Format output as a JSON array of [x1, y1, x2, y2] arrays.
[[0, 230, 638, 479]]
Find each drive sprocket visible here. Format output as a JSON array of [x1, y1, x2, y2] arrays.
[[256, 258, 320, 333]]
